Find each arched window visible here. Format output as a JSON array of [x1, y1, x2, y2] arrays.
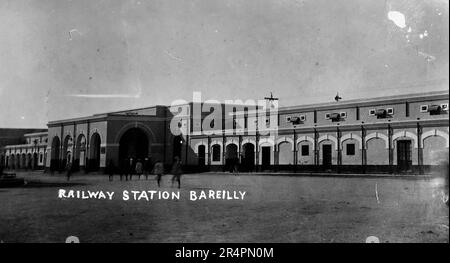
[[212, 145, 221, 162]]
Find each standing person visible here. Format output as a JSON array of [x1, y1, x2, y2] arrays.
[[135, 159, 143, 180], [233, 156, 240, 176], [123, 158, 130, 181], [107, 159, 115, 181], [66, 161, 72, 181], [128, 157, 134, 181], [152, 160, 164, 187], [143, 157, 150, 180], [119, 158, 125, 181], [171, 157, 183, 189]]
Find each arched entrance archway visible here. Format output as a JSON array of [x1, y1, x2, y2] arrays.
[[89, 133, 101, 172], [50, 136, 61, 172], [119, 128, 149, 169], [242, 143, 255, 172]]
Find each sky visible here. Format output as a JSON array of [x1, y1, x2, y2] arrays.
[[0, 0, 448, 128]]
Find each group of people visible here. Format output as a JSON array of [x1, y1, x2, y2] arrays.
[[106, 156, 183, 188], [228, 156, 241, 176], [112, 157, 153, 181]]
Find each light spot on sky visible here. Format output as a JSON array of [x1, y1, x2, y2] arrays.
[[388, 11, 407, 29], [418, 51, 436, 62], [68, 29, 82, 41]]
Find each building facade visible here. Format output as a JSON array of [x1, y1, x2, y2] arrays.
[[2, 131, 48, 170], [190, 91, 449, 174], [10, 91, 446, 175]]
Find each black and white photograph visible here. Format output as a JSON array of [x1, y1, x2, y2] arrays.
[[0, 0, 448, 247]]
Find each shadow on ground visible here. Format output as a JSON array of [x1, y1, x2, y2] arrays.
[[22, 181, 86, 188]]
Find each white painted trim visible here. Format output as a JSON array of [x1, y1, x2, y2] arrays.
[[225, 139, 239, 147], [341, 133, 363, 150], [193, 141, 209, 154], [259, 138, 275, 147], [421, 129, 449, 148], [365, 132, 389, 149], [296, 136, 315, 151], [392, 131, 418, 149], [276, 137, 295, 151], [318, 134, 338, 150], [210, 140, 223, 147], [242, 138, 256, 146]]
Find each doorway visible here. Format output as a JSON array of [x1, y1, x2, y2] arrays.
[[198, 145, 206, 167], [322, 144, 332, 168], [397, 140, 412, 172], [261, 146, 271, 170]]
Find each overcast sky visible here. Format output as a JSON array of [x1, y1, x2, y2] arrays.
[[0, 0, 448, 128]]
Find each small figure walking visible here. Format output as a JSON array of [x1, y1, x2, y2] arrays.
[[128, 157, 134, 181], [171, 157, 183, 189], [66, 161, 72, 181], [120, 158, 128, 181], [107, 159, 115, 181], [144, 157, 151, 180], [152, 160, 164, 187], [233, 156, 240, 176], [135, 159, 143, 180]]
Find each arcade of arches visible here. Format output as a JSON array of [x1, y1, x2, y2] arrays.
[[191, 129, 449, 173]]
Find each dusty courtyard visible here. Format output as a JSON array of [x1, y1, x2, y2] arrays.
[[0, 171, 448, 243]]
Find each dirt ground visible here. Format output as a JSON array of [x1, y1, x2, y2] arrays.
[[0, 171, 448, 243]]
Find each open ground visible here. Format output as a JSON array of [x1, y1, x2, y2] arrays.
[[0, 171, 448, 243]]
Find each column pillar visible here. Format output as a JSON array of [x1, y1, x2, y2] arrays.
[[417, 122, 423, 174], [274, 144, 279, 172], [207, 136, 211, 168], [293, 129, 297, 173], [238, 135, 242, 168], [86, 121, 90, 173], [388, 124, 394, 174], [361, 125, 367, 174], [314, 128, 319, 170], [337, 126, 342, 173], [222, 134, 226, 172], [255, 133, 260, 172]]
